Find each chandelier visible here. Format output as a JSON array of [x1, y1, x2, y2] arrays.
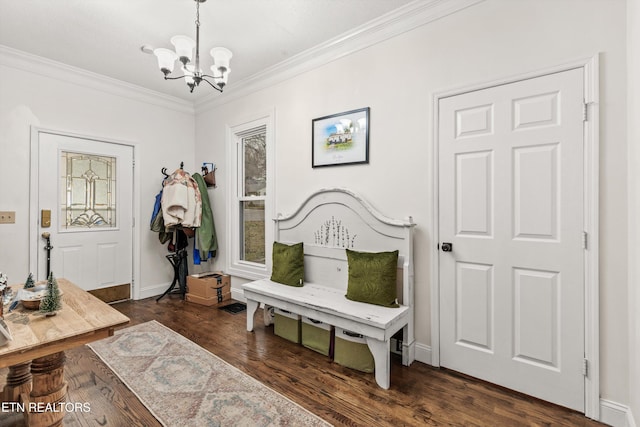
[[153, 0, 232, 93]]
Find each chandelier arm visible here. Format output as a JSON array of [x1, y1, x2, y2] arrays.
[[200, 77, 224, 93], [163, 74, 189, 81], [200, 73, 219, 80]]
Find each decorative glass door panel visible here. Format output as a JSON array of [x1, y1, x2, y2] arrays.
[[60, 151, 116, 229]]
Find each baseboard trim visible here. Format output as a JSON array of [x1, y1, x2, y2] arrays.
[[138, 282, 171, 300], [599, 399, 636, 427], [231, 288, 247, 302], [414, 342, 433, 366]]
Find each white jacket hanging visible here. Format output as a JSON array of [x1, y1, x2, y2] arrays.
[[161, 169, 202, 228]]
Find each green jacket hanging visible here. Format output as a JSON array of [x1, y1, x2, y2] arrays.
[[193, 173, 218, 261]]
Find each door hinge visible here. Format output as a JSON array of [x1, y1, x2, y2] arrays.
[[583, 358, 589, 377], [583, 102, 588, 122], [582, 231, 588, 249]]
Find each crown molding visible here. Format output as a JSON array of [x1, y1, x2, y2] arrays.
[[196, 0, 485, 112], [0, 0, 483, 115], [0, 45, 194, 115]]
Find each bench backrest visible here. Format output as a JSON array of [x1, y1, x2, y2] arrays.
[[274, 188, 415, 307]]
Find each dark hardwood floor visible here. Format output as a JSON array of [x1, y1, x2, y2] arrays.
[[1, 296, 605, 426]]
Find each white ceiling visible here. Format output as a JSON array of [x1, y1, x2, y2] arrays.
[[0, 0, 415, 103]]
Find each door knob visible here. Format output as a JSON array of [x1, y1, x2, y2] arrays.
[[441, 242, 453, 252]]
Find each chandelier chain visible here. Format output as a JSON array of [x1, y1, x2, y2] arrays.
[[194, 0, 201, 73], [196, 0, 200, 27]]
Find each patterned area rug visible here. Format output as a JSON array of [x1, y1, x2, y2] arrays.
[[88, 320, 331, 426]]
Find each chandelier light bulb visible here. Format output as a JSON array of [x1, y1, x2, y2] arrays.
[[153, 48, 178, 75], [210, 47, 233, 71], [171, 35, 196, 65], [211, 66, 230, 87]]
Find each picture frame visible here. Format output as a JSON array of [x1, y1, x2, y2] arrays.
[[312, 107, 370, 168]]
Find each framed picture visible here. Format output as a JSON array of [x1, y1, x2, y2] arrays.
[[312, 107, 369, 168]]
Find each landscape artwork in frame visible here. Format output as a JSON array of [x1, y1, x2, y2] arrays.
[[312, 107, 369, 167]]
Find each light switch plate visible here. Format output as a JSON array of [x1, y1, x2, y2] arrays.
[[0, 211, 15, 224]]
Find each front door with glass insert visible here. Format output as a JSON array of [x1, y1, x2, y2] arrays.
[[36, 131, 133, 292]]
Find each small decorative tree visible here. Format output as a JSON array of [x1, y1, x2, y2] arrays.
[[24, 273, 35, 289], [39, 272, 62, 316]]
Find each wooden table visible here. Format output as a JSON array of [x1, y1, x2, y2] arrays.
[[0, 279, 129, 427]]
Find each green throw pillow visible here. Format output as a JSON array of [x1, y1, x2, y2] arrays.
[[345, 249, 399, 307], [271, 242, 304, 287]]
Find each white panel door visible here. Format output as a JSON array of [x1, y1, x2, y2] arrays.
[[438, 68, 585, 411], [37, 132, 133, 292]]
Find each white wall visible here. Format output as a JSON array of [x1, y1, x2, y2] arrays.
[[0, 52, 195, 299], [627, 0, 640, 424], [195, 0, 630, 410], [0, 0, 633, 419]]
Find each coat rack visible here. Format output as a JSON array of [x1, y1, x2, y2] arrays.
[[157, 160, 188, 302], [160, 162, 184, 179], [157, 250, 188, 302]]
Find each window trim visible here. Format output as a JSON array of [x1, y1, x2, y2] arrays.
[[226, 110, 275, 280]]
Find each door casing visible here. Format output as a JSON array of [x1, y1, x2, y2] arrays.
[[430, 55, 600, 419], [29, 127, 141, 299]]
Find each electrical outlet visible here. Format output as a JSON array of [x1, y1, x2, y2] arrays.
[[0, 211, 15, 224]]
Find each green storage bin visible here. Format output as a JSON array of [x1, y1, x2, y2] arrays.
[[274, 308, 300, 343], [301, 317, 332, 357], [334, 327, 375, 373]]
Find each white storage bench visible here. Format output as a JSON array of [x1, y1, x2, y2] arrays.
[[243, 188, 415, 389]]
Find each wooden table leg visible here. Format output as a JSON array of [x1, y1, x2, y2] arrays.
[[3, 361, 32, 402], [24, 351, 68, 427]]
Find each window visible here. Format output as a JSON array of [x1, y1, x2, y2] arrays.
[[227, 112, 274, 279], [239, 130, 266, 264]]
